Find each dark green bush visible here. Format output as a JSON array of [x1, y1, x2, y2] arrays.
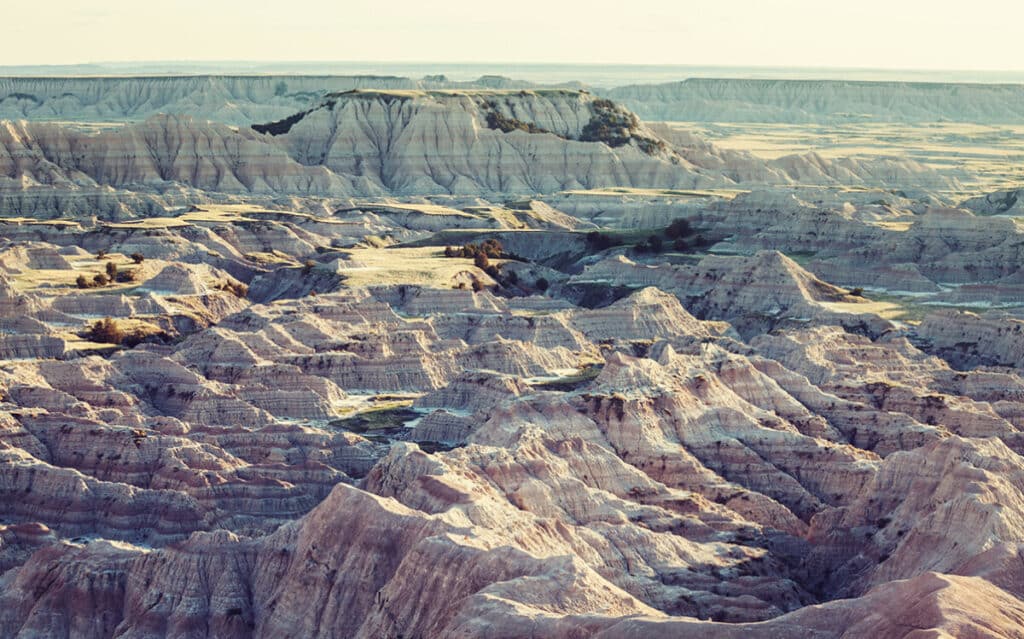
[[666, 218, 693, 239]]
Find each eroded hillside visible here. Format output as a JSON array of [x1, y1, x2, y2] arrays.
[[1, 74, 1024, 639]]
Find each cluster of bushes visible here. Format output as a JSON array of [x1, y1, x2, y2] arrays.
[[482, 100, 555, 136], [445, 239, 551, 294], [444, 240, 505, 281], [84, 317, 127, 344], [83, 317, 168, 348], [76, 273, 109, 289], [444, 239, 504, 260], [484, 110, 551, 135], [634, 218, 703, 254], [83, 317, 169, 346], [579, 98, 666, 155], [635, 136, 668, 155], [580, 99, 638, 148], [75, 261, 138, 288]]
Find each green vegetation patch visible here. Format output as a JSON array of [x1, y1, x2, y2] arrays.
[[580, 99, 667, 155], [330, 403, 419, 434]]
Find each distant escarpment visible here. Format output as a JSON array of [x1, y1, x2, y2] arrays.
[[607, 78, 1024, 124], [0, 90, 954, 216]]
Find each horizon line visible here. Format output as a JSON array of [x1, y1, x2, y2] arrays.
[[2, 60, 1024, 75]]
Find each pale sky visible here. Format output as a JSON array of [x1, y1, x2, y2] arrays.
[[4, 0, 1023, 71]]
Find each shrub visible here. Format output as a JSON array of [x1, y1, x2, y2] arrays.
[[848, 287, 865, 297], [580, 99, 640, 148], [115, 270, 138, 283], [130, 253, 145, 264], [75, 274, 90, 289], [636, 136, 668, 155], [86, 317, 126, 345], [586, 231, 616, 250], [95, 250, 107, 260], [474, 252, 491, 269], [506, 270, 519, 285], [92, 273, 109, 287], [445, 240, 504, 261], [535, 277, 550, 292], [105, 261, 118, 279], [471, 279, 485, 292], [647, 235, 663, 252], [480, 238, 503, 258], [666, 218, 693, 239], [302, 259, 316, 275], [673, 238, 688, 251], [485, 110, 551, 135]]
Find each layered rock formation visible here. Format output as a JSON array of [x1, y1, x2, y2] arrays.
[[608, 77, 1024, 124], [2, 71, 1024, 639], [0, 89, 962, 219]]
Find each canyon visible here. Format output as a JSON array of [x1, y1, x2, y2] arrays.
[[0, 70, 1023, 638]]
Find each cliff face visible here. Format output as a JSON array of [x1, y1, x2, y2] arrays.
[[607, 78, 1024, 123], [0, 91, 720, 210], [275, 90, 719, 194], [0, 75, 422, 125], [0, 116, 362, 196], [5, 75, 1024, 126], [0, 90, 956, 214]]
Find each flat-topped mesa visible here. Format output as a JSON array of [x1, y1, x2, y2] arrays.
[[607, 77, 1024, 124], [262, 88, 645, 142], [0, 74, 544, 125], [254, 89, 717, 195], [0, 89, 958, 215]]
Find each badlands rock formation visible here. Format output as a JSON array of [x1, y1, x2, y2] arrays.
[[4, 74, 1023, 126], [0, 89, 959, 219], [607, 77, 1024, 123], [0, 74, 554, 126], [1, 71, 1024, 638]]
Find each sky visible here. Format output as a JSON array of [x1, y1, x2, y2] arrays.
[[4, 0, 1024, 71]]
